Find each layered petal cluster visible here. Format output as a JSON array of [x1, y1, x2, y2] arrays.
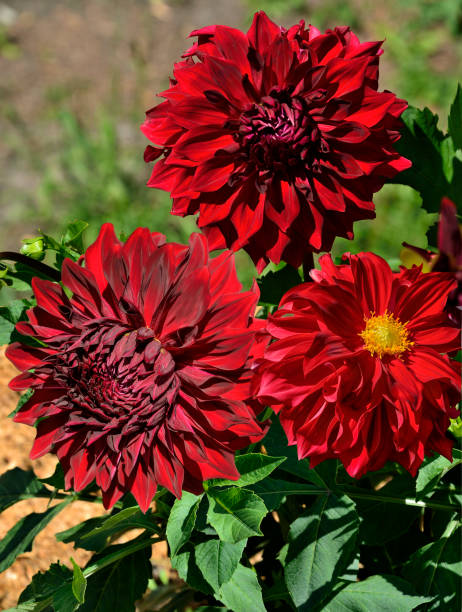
[[7, 225, 267, 511], [142, 11, 410, 272], [253, 252, 461, 477], [403, 197, 462, 325]]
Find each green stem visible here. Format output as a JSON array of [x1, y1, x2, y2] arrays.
[[256, 486, 460, 513], [339, 488, 461, 513], [0, 251, 61, 281], [82, 536, 161, 578]]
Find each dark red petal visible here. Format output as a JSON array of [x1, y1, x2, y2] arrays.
[[212, 25, 250, 71], [6, 342, 51, 372], [439, 197, 462, 261], [408, 314, 461, 352], [162, 266, 211, 334], [144, 145, 164, 162], [190, 157, 234, 192], [130, 461, 157, 513], [350, 252, 393, 315], [395, 272, 456, 322], [84, 223, 122, 293], [30, 415, 65, 459], [247, 11, 281, 54], [407, 348, 460, 385], [71, 449, 97, 490], [322, 56, 371, 97]]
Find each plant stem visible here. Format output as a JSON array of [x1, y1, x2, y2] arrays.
[[0, 251, 61, 281], [83, 536, 161, 578], [255, 486, 461, 513], [340, 488, 461, 513]]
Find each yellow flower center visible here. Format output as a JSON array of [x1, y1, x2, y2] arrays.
[[359, 312, 413, 359]]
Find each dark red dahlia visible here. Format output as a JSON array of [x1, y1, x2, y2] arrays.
[[141, 11, 410, 272], [403, 197, 462, 325], [7, 224, 267, 510], [253, 252, 461, 477]]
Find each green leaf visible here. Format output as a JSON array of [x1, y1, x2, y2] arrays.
[[195, 538, 246, 592], [403, 521, 461, 611], [257, 263, 301, 305], [284, 493, 359, 611], [0, 499, 71, 572], [0, 264, 8, 289], [0, 468, 48, 513], [251, 478, 324, 511], [166, 491, 202, 556], [341, 552, 360, 583], [208, 453, 286, 488], [441, 135, 456, 182], [389, 106, 450, 214], [70, 558, 86, 604], [62, 220, 89, 252], [39, 463, 65, 490], [18, 562, 79, 612], [416, 449, 462, 500], [56, 516, 110, 552], [8, 388, 34, 419], [80, 545, 151, 612], [263, 580, 291, 605], [171, 544, 213, 595], [263, 416, 329, 489], [16, 538, 155, 611], [356, 474, 420, 546], [323, 575, 433, 611], [449, 84, 462, 150], [217, 564, 265, 612], [309, 458, 338, 488], [0, 300, 28, 344], [80, 506, 160, 542], [206, 487, 267, 543]]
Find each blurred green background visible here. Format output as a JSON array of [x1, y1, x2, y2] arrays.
[[0, 0, 461, 288]]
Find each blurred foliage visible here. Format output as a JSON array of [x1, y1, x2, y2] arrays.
[[35, 111, 196, 247], [246, 0, 359, 28], [0, 25, 20, 60], [331, 185, 434, 266], [0, 0, 460, 291]]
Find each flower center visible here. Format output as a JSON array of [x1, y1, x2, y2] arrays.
[[360, 312, 413, 359], [235, 89, 327, 186], [55, 325, 177, 429]]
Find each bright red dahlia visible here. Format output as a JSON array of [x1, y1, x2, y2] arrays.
[[7, 224, 267, 511], [141, 11, 410, 272], [253, 252, 461, 477]]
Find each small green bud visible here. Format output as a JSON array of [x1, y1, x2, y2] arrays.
[[20, 237, 45, 260], [449, 417, 462, 439]]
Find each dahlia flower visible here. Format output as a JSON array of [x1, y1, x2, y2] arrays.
[[142, 11, 410, 272], [254, 252, 461, 477], [7, 225, 267, 510], [403, 197, 462, 325]]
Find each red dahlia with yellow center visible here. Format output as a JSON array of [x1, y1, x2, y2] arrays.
[[142, 11, 410, 272], [7, 225, 267, 510], [253, 252, 461, 477]]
